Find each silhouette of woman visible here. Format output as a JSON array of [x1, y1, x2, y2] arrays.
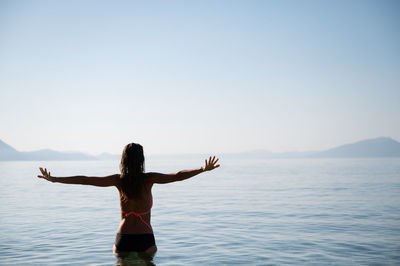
[[37, 143, 220, 258]]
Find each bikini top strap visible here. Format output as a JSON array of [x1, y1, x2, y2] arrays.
[[122, 196, 153, 216]]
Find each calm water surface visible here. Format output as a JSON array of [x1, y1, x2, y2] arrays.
[[0, 157, 399, 265]]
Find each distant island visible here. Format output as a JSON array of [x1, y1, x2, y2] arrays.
[[1, 137, 400, 161], [224, 137, 400, 159], [0, 140, 98, 161]]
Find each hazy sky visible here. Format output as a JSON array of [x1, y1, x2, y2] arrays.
[[1, 0, 399, 155]]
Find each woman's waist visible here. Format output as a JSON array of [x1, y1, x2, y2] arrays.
[[117, 219, 153, 234]]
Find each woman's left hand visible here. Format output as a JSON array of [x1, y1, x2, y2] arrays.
[[37, 167, 53, 182]]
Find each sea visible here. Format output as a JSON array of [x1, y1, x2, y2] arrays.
[[0, 157, 399, 265]]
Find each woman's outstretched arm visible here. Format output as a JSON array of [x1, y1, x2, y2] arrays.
[[148, 156, 220, 184], [37, 167, 119, 187]]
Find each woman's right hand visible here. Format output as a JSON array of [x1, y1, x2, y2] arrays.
[[37, 167, 54, 182], [203, 156, 220, 171]]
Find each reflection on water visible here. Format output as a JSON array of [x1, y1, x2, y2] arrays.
[[114, 251, 156, 266], [0, 158, 399, 265]]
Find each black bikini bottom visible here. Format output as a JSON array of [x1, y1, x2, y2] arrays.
[[114, 233, 156, 252]]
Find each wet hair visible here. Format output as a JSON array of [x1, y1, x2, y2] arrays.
[[119, 143, 145, 201]]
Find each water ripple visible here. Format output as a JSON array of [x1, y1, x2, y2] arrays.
[[0, 158, 399, 265]]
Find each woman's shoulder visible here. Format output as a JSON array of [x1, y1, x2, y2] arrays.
[[143, 172, 161, 182], [144, 172, 153, 177], [142, 172, 151, 180], [111, 174, 122, 187], [143, 173, 156, 187]]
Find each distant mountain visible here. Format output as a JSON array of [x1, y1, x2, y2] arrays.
[[0, 140, 96, 161], [0, 140, 20, 160], [1, 137, 400, 161], [0, 140, 17, 152], [226, 137, 400, 159], [312, 137, 400, 158]]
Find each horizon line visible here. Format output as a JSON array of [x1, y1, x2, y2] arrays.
[[1, 136, 397, 157]]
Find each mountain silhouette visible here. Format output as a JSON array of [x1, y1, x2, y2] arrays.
[[0, 140, 96, 161], [1, 137, 400, 161], [313, 137, 400, 157], [224, 137, 400, 159], [0, 139, 20, 160]]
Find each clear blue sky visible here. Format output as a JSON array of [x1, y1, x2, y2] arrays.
[[1, 0, 399, 155]]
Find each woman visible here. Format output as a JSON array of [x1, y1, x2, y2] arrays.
[[37, 143, 220, 257]]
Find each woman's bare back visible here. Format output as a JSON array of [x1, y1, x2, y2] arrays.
[[117, 176, 154, 234]]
